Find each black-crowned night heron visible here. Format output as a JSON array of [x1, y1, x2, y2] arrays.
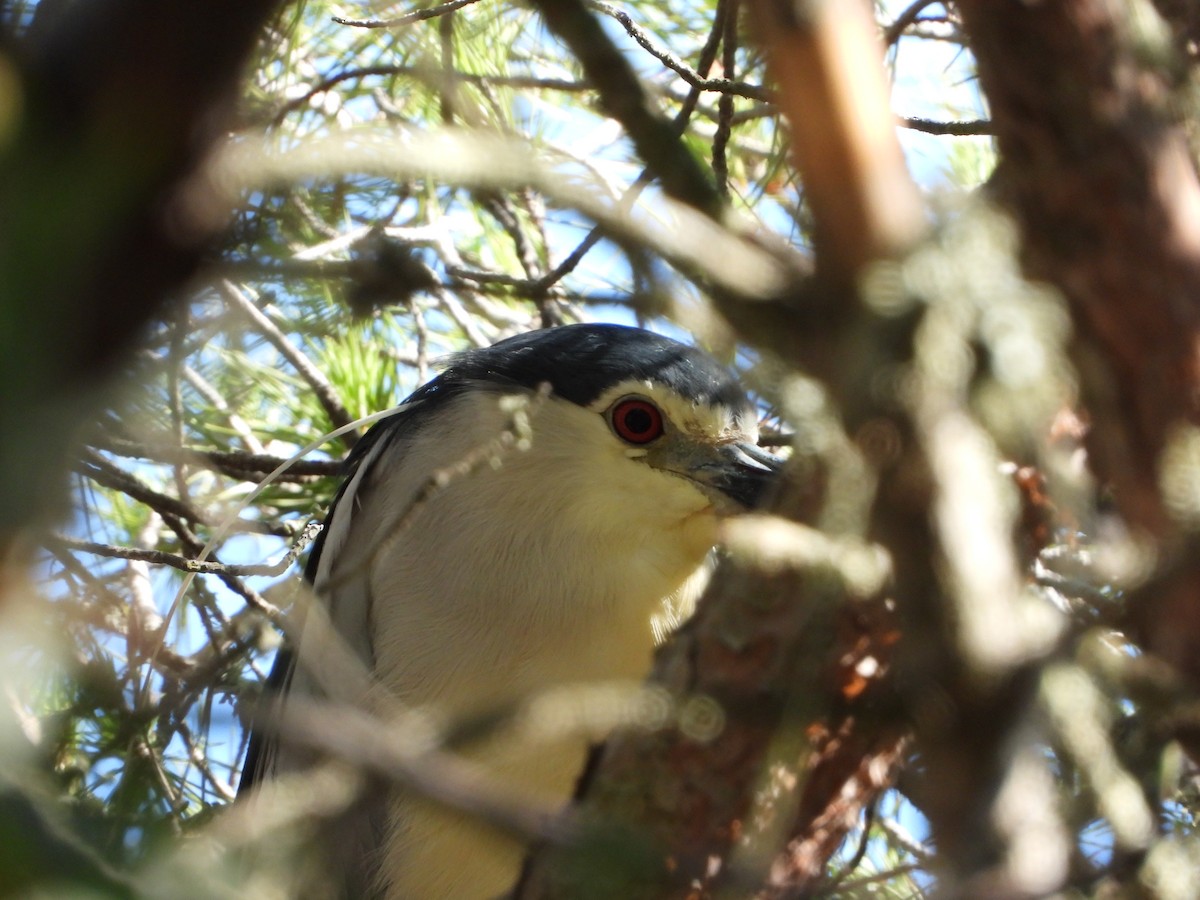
[[242, 322, 779, 898]]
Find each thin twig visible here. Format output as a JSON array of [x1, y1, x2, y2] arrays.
[[332, 0, 483, 29], [177, 719, 238, 802], [76, 451, 287, 537], [712, 0, 738, 200], [679, 0, 730, 118], [219, 280, 359, 444], [483, 195, 543, 282], [877, 814, 935, 864], [884, 0, 942, 46], [77, 451, 210, 529], [519, 0, 734, 295], [270, 65, 589, 125], [182, 364, 266, 454], [812, 798, 879, 896], [537, 0, 723, 218], [89, 435, 342, 480], [586, 0, 769, 102], [47, 521, 321, 579], [134, 736, 186, 827], [901, 115, 992, 135]]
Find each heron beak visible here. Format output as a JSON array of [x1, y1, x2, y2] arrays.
[[650, 438, 781, 512], [690, 441, 781, 510]]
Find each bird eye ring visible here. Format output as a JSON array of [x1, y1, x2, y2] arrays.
[[608, 397, 664, 445]]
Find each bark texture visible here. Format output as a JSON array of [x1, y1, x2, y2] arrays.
[[957, 0, 1200, 689]]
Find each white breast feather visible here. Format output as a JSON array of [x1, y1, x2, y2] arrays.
[[300, 390, 720, 899]]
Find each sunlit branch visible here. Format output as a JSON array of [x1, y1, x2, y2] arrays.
[[47, 521, 321, 579]]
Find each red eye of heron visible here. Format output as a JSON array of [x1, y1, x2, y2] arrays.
[[609, 397, 664, 445]]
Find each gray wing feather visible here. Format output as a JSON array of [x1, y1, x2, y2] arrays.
[[239, 403, 426, 898]]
